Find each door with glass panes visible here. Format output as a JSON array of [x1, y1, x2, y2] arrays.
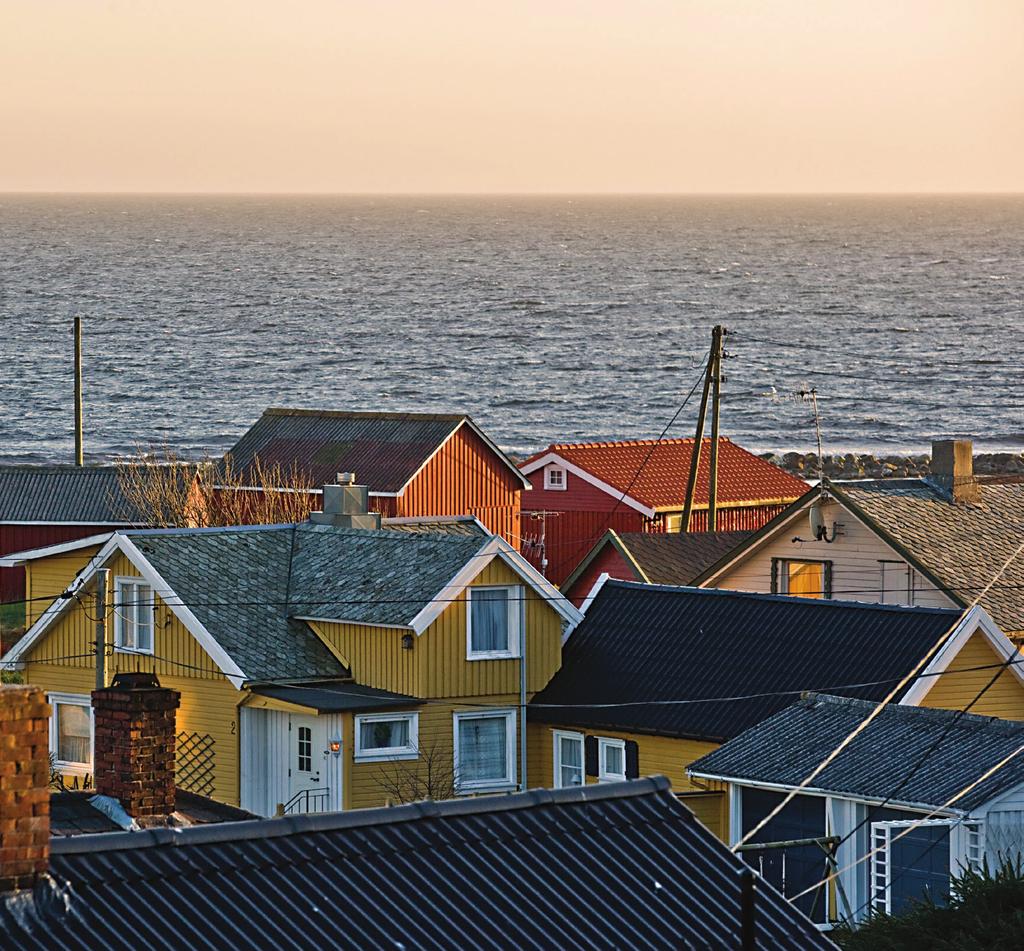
[[287, 714, 329, 812]]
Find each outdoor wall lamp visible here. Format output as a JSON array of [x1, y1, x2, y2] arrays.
[[401, 633, 414, 650], [329, 739, 342, 756]]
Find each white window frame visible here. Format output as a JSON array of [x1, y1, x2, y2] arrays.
[[870, 818, 955, 916], [453, 709, 517, 793], [466, 585, 522, 661], [663, 513, 683, 533], [553, 729, 585, 789], [113, 575, 155, 654], [48, 692, 94, 774], [354, 712, 419, 762], [598, 737, 626, 783], [544, 466, 567, 491]]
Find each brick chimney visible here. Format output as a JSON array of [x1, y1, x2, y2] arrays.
[[92, 672, 180, 818], [932, 439, 979, 503], [0, 686, 50, 892], [309, 472, 382, 530]]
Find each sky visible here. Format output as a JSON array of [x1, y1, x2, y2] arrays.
[[1, 0, 1022, 193]]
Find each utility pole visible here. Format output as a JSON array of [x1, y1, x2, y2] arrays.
[[681, 325, 725, 532], [527, 510, 561, 578], [95, 568, 109, 690], [74, 316, 84, 466]]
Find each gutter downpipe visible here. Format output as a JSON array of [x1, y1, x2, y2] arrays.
[[520, 589, 528, 792]]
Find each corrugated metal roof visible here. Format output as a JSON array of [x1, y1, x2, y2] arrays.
[[0, 465, 194, 524], [225, 408, 526, 494], [2, 778, 834, 950], [689, 693, 1024, 811], [530, 581, 964, 742], [523, 438, 808, 509]]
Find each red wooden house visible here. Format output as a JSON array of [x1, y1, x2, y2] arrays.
[[518, 437, 807, 584], [224, 409, 529, 544]]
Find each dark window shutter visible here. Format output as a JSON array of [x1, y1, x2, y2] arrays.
[[824, 560, 834, 599], [770, 558, 780, 594], [625, 740, 640, 779], [584, 735, 598, 777]]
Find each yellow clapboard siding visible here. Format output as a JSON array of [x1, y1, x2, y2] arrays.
[[25, 546, 103, 626], [677, 791, 728, 840], [919, 629, 1024, 720], [345, 695, 523, 811], [309, 620, 418, 695]]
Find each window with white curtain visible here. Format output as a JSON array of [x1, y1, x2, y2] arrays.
[[554, 731, 584, 788], [354, 713, 419, 761], [454, 710, 516, 791], [467, 586, 520, 659], [598, 738, 626, 782], [114, 577, 155, 653], [49, 693, 93, 770]]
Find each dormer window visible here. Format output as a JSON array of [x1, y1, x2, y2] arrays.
[[467, 586, 522, 659], [544, 466, 567, 491]]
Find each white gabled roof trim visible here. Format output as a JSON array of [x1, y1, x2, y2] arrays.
[[0, 532, 116, 567], [901, 605, 1024, 706], [1, 533, 248, 689], [295, 616, 413, 632], [406, 535, 583, 638], [579, 572, 611, 617], [519, 452, 654, 518]]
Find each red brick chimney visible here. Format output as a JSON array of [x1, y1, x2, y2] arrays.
[[92, 672, 180, 818], [0, 685, 50, 892]]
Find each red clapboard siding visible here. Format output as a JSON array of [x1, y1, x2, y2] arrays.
[[563, 543, 636, 608], [0, 524, 117, 604]]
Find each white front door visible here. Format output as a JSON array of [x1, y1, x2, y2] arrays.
[[286, 714, 330, 813]]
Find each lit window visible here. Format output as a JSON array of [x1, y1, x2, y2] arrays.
[[114, 577, 155, 653], [49, 693, 93, 770], [663, 513, 682, 533], [297, 726, 313, 772], [598, 737, 626, 782], [544, 466, 567, 490], [355, 713, 419, 761], [773, 559, 831, 599], [467, 586, 520, 659], [554, 731, 584, 788], [454, 710, 516, 791]]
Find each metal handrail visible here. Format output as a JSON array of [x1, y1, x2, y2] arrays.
[[282, 787, 330, 815]]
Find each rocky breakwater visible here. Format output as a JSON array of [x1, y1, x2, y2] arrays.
[[761, 450, 1024, 481]]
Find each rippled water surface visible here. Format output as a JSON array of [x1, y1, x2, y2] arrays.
[[1, 194, 1022, 463]]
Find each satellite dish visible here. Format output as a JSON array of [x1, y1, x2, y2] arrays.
[[809, 502, 826, 540]]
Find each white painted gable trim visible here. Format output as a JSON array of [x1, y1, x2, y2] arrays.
[[0, 532, 116, 567], [406, 535, 583, 637], [579, 572, 611, 617], [1, 533, 247, 688], [519, 452, 655, 518], [901, 606, 1024, 706]]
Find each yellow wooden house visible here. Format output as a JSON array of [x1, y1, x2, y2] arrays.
[[527, 577, 1024, 840], [1, 522, 581, 815]]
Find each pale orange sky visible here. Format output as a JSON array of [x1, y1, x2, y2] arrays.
[[1, 0, 1022, 193]]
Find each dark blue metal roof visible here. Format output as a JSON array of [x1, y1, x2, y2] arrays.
[[2, 778, 834, 950], [530, 581, 964, 742]]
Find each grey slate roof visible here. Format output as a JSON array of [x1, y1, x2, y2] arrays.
[[126, 523, 488, 681], [834, 477, 1024, 634], [1, 778, 835, 950], [0, 465, 194, 524], [224, 407, 527, 493], [530, 580, 965, 742], [689, 693, 1024, 812], [382, 515, 490, 537], [618, 530, 753, 584]]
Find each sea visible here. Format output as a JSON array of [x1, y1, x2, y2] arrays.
[[1, 194, 1022, 465]]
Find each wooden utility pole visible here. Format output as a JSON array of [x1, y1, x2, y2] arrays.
[[681, 325, 725, 532], [95, 568, 109, 690], [74, 316, 84, 466]]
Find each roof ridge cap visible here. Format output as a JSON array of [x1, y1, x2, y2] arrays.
[[262, 407, 467, 422]]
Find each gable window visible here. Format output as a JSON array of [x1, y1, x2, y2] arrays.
[[771, 559, 832, 599], [114, 577, 155, 653], [544, 466, 567, 491], [467, 586, 521, 659], [880, 560, 916, 606], [355, 713, 419, 762], [598, 737, 627, 782], [49, 693, 93, 772], [553, 730, 584, 788], [453, 710, 516, 792]]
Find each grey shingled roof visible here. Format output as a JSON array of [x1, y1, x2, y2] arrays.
[[689, 693, 1024, 811], [2, 778, 835, 950], [126, 523, 488, 682], [618, 530, 753, 584], [834, 477, 1024, 634], [0, 465, 194, 524]]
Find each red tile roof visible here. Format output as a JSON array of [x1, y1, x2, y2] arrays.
[[523, 438, 808, 510]]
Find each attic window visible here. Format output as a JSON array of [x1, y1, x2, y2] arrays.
[[467, 586, 521, 660], [544, 466, 567, 490], [114, 577, 155, 653]]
